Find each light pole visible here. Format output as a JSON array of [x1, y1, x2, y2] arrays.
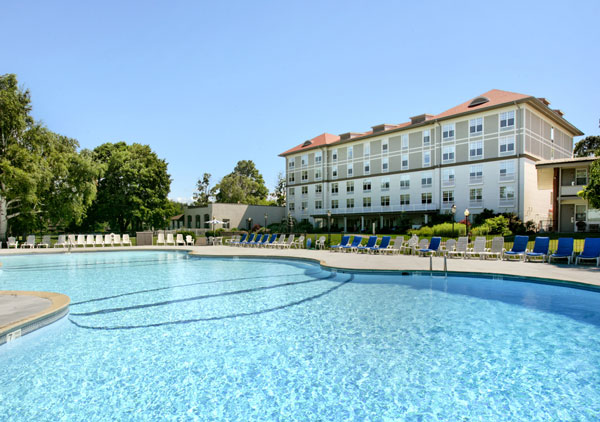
[[247, 217, 252, 231], [327, 209, 332, 247], [464, 208, 470, 241], [264, 213, 268, 230], [451, 204, 457, 237]]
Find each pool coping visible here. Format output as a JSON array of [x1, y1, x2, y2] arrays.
[[0, 291, 70, 346]]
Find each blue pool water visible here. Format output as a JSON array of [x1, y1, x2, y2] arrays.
[[1, 251, 600, 421]]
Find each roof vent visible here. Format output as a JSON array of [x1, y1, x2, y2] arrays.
[[339, 132, 362, 141], [302, 140, 312, 147], [468, 96, 490, 108], [409, 114, 434, 124], [371, 124, 397, 133]]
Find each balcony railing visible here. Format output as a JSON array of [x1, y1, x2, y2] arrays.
[[469, 176, 483, 184], [560, 185, 585, 196], [442, 179, 455, 187], [499, 199, 515, 207], [328, 203, 439, 215], [499, 173, 515, 182], [469, 199, 483, 208]]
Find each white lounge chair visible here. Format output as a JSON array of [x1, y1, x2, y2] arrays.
[[185, 235, 194, 246], [400, 235, 419, 255], [482, 237, 504, 260], [225, 235, 239, 245], [465, 237, 487, 259], [122, 234, 132, 246], [76, 235, 86, 248], [442, 239, 456, 256], [291, 235, 305, 249], [113, 234, 123, 246], [21, 235, 36, 248], [95, 234, 105, 247], [55, 235, 67, 248], [447, 238, 468, 258], [315, 236, 326, 250], [166, 233, 175, 246], [38, 235, 51, 248], [68, 234, 77, 247], [104, 234, 113, 247], [86, 234, 95, 247], [156, 232, 165, 246], [7, 237, 18, 248], [281, 234, 295, 249], [176, 234, 185, 246]]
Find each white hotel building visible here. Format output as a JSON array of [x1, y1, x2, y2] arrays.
[[279, 90, 583, 231]]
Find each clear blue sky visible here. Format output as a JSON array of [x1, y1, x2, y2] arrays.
[[2, 1, 598, 202]]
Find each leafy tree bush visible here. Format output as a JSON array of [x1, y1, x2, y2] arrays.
[[483, 216, 512, 236], [471, 224, 491, 236], [408, 226, 433, 237], [473, 208, 496, 226], [432, 222, 466, 237]]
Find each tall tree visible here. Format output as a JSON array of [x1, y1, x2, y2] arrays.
[[273, 171, 286, 206], [87, 142, 172, 232], [192, 172, 212, 206], [0, 74, 98, 240], [579, 158, 600, 208], [574, 136, 600, 157], [213, 160, 269, 204]]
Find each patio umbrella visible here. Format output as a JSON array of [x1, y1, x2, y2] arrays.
[[205, 218, 224, 239]]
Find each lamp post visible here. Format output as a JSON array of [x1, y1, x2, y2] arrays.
[[464, 208, 470, 241], [247, 217, 252, 231], [451, 204, 457, 237], [327, 209, 332, 247], [264, 213, 268, 230]]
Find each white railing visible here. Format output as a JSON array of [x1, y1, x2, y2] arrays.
[[499, 174, 515, 182], [499, 199, 515, 207], [442, 180, 455, 187], [329, 203, 439, 215], [469, 176, 483, 184], [469, 200, 483, 208]]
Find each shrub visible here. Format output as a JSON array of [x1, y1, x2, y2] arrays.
[[473, 208, 496, 226], [471, 224, 490, 237], [432, 222, 466, 237], [484, 216, 512, 236], [408, 226, 433, 238]]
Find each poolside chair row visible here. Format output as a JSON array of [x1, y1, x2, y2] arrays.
[[502, 235, 600, 265], [329, 235, 394, 253], [4, 234, 133, 249], [228, 233, 304, 248], [155, 233, 194, 246]]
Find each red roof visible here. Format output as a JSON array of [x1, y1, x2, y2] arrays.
[[434, 89, 530, 119], [279, 133, 340, 156]]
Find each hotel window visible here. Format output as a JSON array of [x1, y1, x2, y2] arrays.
[[346, 181, 354, 193], [315, 151, 322, 164], [469, 117, 483, 135], [423, 130, 430, 146], [301, 170, 308, 181], [381, 196, 390, 207], [469, 140, 483, 160], [423, 151, 431, 167], [288, 160, 295, 169], [289, 203, 295, 211], [421, 192, 432, 204], [499, 161, 515, 181], [500, 111, 515, 130], [469, 165, 483, 184], [195, 215, 201, 228], [470, 188, 483, 204], [576, 204, 587, 222], [421, 173, 432, 188], [442, 146, 455, 164], [288, 173, 295, 183], [442, 123, 455, 141], [400, 194, 410, 205], [363, 180, 372, 192], [442, 168, 455, 187], [301, 186, 308, 195], [315, 184, 322, 194], [315, 168, 322, 180], [401, 154, 409, 170], [347, 198, 354, 209], [499, 136, 515, 156], [301, 155, 308, 167], [347, 146, 353, 160], [332, 166, 338, 178], [222, 219, 230, 229], [576, 169, 588, 185], [499, 186, 515, 201], [382, 140, 389, 153], [400, 175, 410, 189], [332, 149, 338, 161], [301, 201, 308, 211], [331, 199, 339, 209], [331, 183, 339, 195], [347, 165, 353, 177], [364, 143, 370, 157], [442, 190, 454, 205], [401, 135, 408, 150], [364, 161, 370, 175], [289, 187, 295, 196], [382, 157, 389, 172], [363, 197, 372, 208], [315, 200, 323, 210], [381, 178, 390, 191]]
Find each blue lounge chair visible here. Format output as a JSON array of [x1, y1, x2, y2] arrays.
[[248, 234, 265, 247], [343, 236, 363, 252], [356, 236, 378, 253], [371, 236, 392, 253], [418, 237, 441, 256], [503, 235, 529, 261], [240, 233, 254, 247], [262, 233, 278, 247], [548, 238, 574, 264], [256, 234, 270, 247], [525, 237, 549, 262], [576, 238, 600, 266], [330, 235, 350, 252], [231, 233, 247, 246]]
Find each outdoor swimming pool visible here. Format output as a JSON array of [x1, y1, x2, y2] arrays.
[[1, 251, 599, 421]]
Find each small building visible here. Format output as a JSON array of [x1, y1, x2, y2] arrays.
[[536, 157, 599, 232], [169, 203, 287, 231]]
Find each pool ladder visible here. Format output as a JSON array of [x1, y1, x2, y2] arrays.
[[429, 255, 448, 277]]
